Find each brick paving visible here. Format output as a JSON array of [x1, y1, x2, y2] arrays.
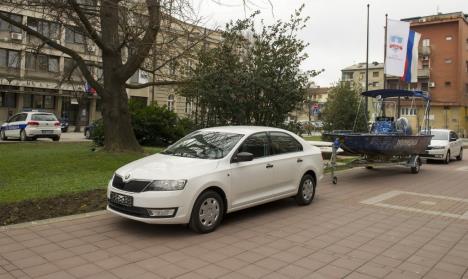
[[1, 151, 468, 278]]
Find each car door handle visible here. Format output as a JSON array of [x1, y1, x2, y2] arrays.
[[266, 163, 274, 168], [297, 158, 303, 163]]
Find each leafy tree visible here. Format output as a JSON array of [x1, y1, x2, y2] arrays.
[[180, 6, 320, 127], [321, 82, 368, 132]]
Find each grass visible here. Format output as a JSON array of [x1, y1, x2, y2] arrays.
[[0, 142, 162, 204], [302, 135, 322, 141]]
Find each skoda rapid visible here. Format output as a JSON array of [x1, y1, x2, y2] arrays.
[[107, 126, 323, 233]]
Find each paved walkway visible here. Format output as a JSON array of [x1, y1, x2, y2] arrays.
[[1, 152, 467, 278]]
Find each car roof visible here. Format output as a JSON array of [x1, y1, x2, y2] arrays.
[[200, 126, 289, 135]]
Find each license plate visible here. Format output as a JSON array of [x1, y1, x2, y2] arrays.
[[42, 130, 53, 134], [110, 192, 133, 207]]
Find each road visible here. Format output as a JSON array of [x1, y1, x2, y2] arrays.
[[0, 132, 90, 143], [1, 151, 467, 279]]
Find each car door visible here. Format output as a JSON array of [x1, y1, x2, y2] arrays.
[[269, 131, 304, 195], [4, 114, 20, 137], [449, 131, 458, 157], [229, 132, 275, 209]]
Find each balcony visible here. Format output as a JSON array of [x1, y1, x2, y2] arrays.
[[419, 45, 431, 56], [418, 68, 430, 78]]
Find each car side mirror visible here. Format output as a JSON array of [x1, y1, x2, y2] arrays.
[[232, 152, 254, 163], [450, 137, 457, 142]]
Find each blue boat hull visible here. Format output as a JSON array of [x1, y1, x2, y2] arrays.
[[329, 134, 432, 156]]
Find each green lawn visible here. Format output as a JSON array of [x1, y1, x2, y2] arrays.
[[0, 142, 162, 204], [302, 135, 322, 141]]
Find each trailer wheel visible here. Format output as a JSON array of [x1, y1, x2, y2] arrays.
[[332, 176, 338, 184], [410, 157, 421, 174]]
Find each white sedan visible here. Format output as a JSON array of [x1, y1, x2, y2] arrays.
[[421, 129, 463, 164], [1, 111, 61, 141], [107, 126, 323, 233]]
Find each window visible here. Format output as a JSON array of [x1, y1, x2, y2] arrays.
[[400, 107, 416, 116], [64, 58, 80, 77], [185, 100, 192, 114], [167, 94, 175, 111], [238, 132, 269, 158], [0, 92, 16, 108], [446, 36, 453, 41], [65, 26, 84, 44], [34, 94, 44, 108], [0, 12, 22, 33], [359, 72, 365, 80], [27, 18, 60, 39], [44, 96, 55, 109], [372, 71, 379, 77], [270, 132, 303, 155], [372, 82, 379, 87], [445, 81, 451, 86], [445, 58, 452, 64], [422, 39, 430, 47], [23, 94, 33, 108], [26, 53, 60, 73], [0, 49, 20, 69], [421, 82, 429, 91]]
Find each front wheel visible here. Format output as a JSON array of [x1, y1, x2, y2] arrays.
[[456, 148, 463, 161], [295, 174, 316, 205], [189, 191, 224, 234], [444, 151, 450, 164]]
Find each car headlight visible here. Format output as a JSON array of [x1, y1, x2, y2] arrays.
[[430, 146, 445, 150], [144, 180, 187, 191]]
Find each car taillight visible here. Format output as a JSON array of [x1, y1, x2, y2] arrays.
[[54, 122, 60, 127], [27, 121, 39, 126]]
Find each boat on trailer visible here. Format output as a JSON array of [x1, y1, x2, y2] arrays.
[[325, 89, 432, 184]]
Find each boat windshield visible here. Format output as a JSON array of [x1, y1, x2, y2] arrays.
[[431, 130, 448, 141], [161, 131, 244, 159]]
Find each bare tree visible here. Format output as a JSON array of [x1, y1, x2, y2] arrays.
[[0, 0, 209, 152]]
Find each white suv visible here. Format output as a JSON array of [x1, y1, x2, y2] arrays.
[[1, 111, 61, 141], [107, 126, 323, 233]]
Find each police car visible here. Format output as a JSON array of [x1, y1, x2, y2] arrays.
[[1, 111, 61, 141]]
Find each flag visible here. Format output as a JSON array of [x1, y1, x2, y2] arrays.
[[84, 82, 96, 95], [402, 30, 421, 83], [384, 19, 410, 77]]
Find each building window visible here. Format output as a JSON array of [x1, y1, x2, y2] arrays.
[[0, 12, 22, 33], [65, 26, 84, 44], [23, 94, 32, 108], [465, 83, 468, 95], [445, 81, 451, 87], [372, 71, 379, 77], [0, 92, 16, 108], [185, 100, 192, 114], [401, 107, 416, 116], [422, 39, 430, 47], [44, 95, 55, 109], [0, 48, 20, 69], [421, 82, 429, 91], [372, 82, 379, 87], [446, 36, 453, 41], [167, 94, 175, 111], [445, 58, 452, 64], [26, 53, 60, 73], [27, 18, 60, 39]]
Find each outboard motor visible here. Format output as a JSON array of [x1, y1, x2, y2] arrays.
[[396, 117, 412, 135]]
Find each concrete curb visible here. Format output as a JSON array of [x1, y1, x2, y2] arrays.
[[0, 210, 108, 231]]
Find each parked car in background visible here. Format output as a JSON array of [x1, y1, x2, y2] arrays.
[[84, 121, 99, 139], [107, 126, 323, 233], [1, 111, 61, 141], [60, 119, 69, 133], [421, 129, 463, 164]]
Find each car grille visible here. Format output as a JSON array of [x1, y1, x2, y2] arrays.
[[112, 175, 151, 193], [108, 201, 149, 217], [426, 146, 433, 150]]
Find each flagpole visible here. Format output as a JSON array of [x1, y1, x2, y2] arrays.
[[383, 14, 388, 117], [365, 4, 370, 115]]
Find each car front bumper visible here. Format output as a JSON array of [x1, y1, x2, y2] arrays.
[[420, 149, 447, 160], [106, 186, 191, 224]]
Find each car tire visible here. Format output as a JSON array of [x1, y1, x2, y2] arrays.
[[0, 130, 6, 140], [295, 174, 316, 206], [444, 151, 450, 164], [52, 137, 60, 142], [456, 148, 463, 161], [189, 191, 224, 234], [20, 130, 28, 141]]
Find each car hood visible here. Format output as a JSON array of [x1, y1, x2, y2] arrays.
[[115, 153, 222, 180], [429, 140, 448, 147]]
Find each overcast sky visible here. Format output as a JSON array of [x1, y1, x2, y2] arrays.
[[195, 0, 468, 87]]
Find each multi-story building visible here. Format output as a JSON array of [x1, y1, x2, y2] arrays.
[[389, 12, 468, 136], [341, 62, 384, 119], [0, 5, 222, 127], [290, 86, 330, 122]]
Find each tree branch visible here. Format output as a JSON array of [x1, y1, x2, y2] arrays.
[[0, 12, 104, 94], [116, 0, 161, 80], [125, 80, 187, 89], [68, 0, 111, 53]]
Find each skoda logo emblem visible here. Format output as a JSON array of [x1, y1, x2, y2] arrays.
[[124, 173, 131, 181]]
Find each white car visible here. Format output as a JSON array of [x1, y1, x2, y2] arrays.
[[1, 111, 61, 141], [107, 126, 323, 233], [421, 129, 463, 164]]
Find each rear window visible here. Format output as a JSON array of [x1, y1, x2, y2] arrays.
[[31, 114, 57, 121]]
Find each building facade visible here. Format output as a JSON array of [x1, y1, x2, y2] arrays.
[[388, 12, 468, 136], [0, 5, 222, 127]]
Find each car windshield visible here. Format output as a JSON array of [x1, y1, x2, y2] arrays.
[[431, 130, 448, 141], [161, 131, 244, 159], [31, 114, 57, 121]]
